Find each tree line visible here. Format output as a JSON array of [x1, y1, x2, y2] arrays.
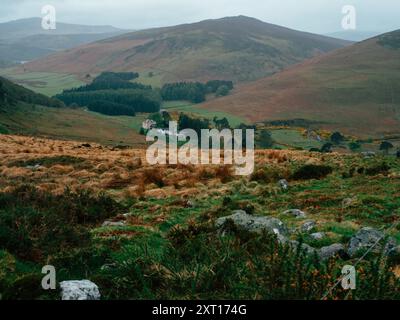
[[56, 89, 161, 114], [55, 72, 161, 115], [161, 80, 234, 103]]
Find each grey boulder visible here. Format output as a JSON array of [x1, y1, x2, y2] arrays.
[[283, 209, 307, 219], [278, 179, 289, 190], [301, 220, 316, 233], [310, 232, 325, 240], [216, 210, 288, 237], [60, 280, 101, 300], [347, 227, 396, 258], [102, 220, 125, 227], [318, 243, 347, 261]]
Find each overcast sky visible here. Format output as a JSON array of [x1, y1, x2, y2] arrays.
[[1, 0, 399, 34]]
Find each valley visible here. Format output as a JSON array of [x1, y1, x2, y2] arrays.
[[0, 11, 400, 302]]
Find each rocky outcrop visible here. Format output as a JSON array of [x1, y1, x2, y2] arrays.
[[216, 210, 288, 237], [60, 280, 101, 300], [347, 227, 396, 257], [318, 243, 347, 260]]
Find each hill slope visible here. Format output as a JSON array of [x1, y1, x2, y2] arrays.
[[199, 30, 400, 137], [22, 16, 350, 83], [0, 76, 145, 145]]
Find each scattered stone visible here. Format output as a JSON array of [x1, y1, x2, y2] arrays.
[[342, 196, 358, 208], [278, 179, 289, 190], [310, 232, 325, 240], [60, 280, 100, 300], [361, 151, 376, 158], [102, 220, 125, 227], [26, 164, 41, 171], [216, 210, 288, 236], [283, 209, 306, 219], [80, 143, 92, 148], [318, 243, 347, 261], [301, 220, 316, 233], [185, 200, 194, 208], [347, 227, 396, 258], [282, 239, 317, 256]]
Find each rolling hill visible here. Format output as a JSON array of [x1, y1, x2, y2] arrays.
[[0, 76, 145, 145], [0, 18, 128, 65], [199, 30, 400, 137], [21, 16, 350, 84]]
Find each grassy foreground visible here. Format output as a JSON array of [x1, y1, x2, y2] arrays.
[[0, 135, 399, 299]]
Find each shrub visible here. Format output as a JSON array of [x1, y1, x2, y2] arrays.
[[365, 163, 391, 176], [0, 185, 123, 260], [291, 164, 333, 180]]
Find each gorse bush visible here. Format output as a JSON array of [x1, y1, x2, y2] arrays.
[[291, 164, 333, 180], [0, 185, 123, 261], [96, 221, 400, 300]]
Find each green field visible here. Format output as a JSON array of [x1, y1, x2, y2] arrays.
[[270, 128, 323, 149], [162, 100, 247, 127], [0, 69, 84, 96]]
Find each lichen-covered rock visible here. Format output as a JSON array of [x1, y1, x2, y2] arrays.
[[347, 227, 396, 257], [278, 179, 289, 190], [281, 239, 317, 256], [283, 209, 306, 219], [216, 210, 288, 236], [60, 280, 100, 300], [301, 220, 316, 233], [318, 243, 347, 260], [310, 232, 325, 240], [102, 220, 125, 227]]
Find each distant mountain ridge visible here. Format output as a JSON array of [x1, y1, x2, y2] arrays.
[[22, 15, 351, 83], [0, 18, 129, 65], [0, 17, 124, 39]]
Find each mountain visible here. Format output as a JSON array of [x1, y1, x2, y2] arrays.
[[326, 30, 383, 42], [22, 16, 351, 83], [199, 30, 400, 137], [0, 18, 128, 65], [0, 18, 123, 39]]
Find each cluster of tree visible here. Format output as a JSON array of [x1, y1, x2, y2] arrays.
[[380, 141, 394, 154], [55, 89, 161, 114], [161, 82, 207, 103], [149, 111, 172, 129], [213, 117, 231, 130], [178, 113, 210, 133], [206, 80, 234, 93], [0, 76, 63, 109], [87, 100, 135, 116], [62, 72, 146, 93], [55, 71, 162, 116], [257, 129, 274, 149], [330, 131, 345, 144], [161, 80, 234, 103]]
